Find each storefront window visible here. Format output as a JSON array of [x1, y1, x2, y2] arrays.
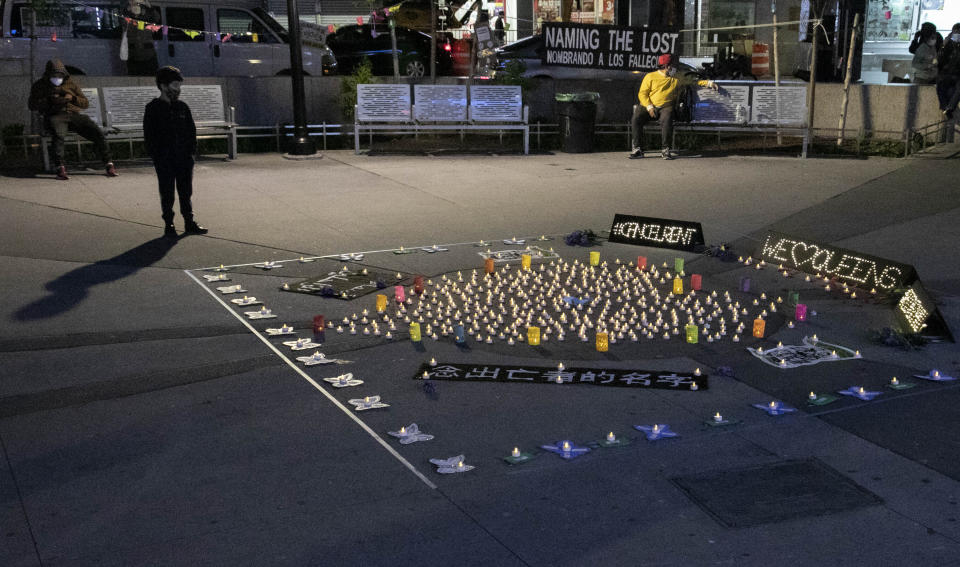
[[533, 0, 614, 34]]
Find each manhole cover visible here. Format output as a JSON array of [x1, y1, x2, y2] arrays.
[[671, 459, 882, 527]]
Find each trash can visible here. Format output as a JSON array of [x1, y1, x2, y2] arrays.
[[556, 92, 600, 153]]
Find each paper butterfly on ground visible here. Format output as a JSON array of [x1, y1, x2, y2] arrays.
[[387, 423, 434, 444], [230, 296, 261, 306], [217, 285, 246, 294], [338, 253, 364, 261], [265, 324, 295, 335], [323, 373, 363, 388], [283, 337, 321, 351], [503, 238, 526, 245], [421, 245, 449, 253], [296, 351, 337, 365], [348, 395, 389, 411], [633, 424, 678, 441], [540, 440, 590, 459], [913, 369, 956, 382], [245, 308, 276, 319], [255, 261, 281, 270], [429, 455, 474, 473], [751, 401, 797, 416], [203, 273, 231, 282], [838, 386, 882, 401]]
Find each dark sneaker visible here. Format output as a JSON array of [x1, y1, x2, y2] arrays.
[[56, 165, 69, 180], [661, 149, 673, 160], [163, 224, 177, 237], [184, 222, 208, 235], [628, 148, 644, 159], [105, 163, 118, 177]]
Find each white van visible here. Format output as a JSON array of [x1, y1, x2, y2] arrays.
[[0, 0, 336, 77]]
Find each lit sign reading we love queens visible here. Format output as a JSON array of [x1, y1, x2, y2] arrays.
[[756, 231, 917, 291]]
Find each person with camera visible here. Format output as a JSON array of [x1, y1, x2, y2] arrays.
[[28, 59, 117, 180]]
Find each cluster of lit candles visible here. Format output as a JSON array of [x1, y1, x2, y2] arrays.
[[318, 257, 773, 347]]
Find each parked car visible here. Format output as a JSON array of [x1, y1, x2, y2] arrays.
[[326, 23, 452, 78], [0, 0, 336, 77]]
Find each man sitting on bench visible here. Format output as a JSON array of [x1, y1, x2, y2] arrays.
[[630, 54, 718, 160], [28, 59, 117, 180]]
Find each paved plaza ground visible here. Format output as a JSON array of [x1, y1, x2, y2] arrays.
[[1, 148, 959, 566]]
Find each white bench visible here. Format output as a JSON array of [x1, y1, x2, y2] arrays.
[[673, 83, 810, 156], [103, 85, 237, 160], [354, 84, 529, 154]]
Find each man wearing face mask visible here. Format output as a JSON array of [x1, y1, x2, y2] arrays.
[[143, 66, 207, 237], [909, 22, 941, 84], [937, 24, 960, 118], [630, 54, 717, 160], [28, 59, 117, 180]]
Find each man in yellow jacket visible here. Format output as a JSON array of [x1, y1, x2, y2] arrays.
[[630, 54, 717, 160]]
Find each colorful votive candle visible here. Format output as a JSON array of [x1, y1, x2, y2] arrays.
[[690, 274, 702, 291], [637, 256, 647, 270], [521, 254, 532, 270], [685, 324, 698, 344], [375, 294, 387, 313], [394, 285, 405, 303], [795, 303, 807, 322], [672, 277, 683, 295], [589, 251, 600, 266], [527, 326, 541, 346], [752, 318, 766, 338], [674, 257, 684, 274], [596, 331, 609, 352], [740, 276, 751, 292], [409, 322, 421, 342], [484, 257, 495, 274]]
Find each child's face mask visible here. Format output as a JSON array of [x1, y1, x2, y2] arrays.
[[50, 77, 64, 86]]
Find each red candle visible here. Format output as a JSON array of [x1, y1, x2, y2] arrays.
[[414, 275, 424, 295], [312, 315, 324, 334], [637, 256, 647, 270], [394, 285, 405, 303], [690, 274, 702, 290]]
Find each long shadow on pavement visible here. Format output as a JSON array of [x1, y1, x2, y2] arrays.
[[14, 237, 179, 321]]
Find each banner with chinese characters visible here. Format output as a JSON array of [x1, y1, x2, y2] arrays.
[[416, 363, 706, 390], [608, 213, 705, 252]]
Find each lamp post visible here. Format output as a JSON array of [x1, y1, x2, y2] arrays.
[[285, 0, 316, 156]]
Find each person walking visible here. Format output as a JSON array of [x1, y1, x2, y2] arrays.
[[937, 23, 960, 118], [630, 54, 717, 160], [28, 59, 117, 180], [909, 22, 941, 84], [143, 66, 208, 237]]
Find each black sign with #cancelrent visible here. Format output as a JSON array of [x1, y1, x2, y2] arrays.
[[608, 214, 705, 252], [541, 22, 679, 72], [416, 363, 706, 390]]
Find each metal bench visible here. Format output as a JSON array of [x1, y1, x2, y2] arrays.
[[634, 83, 809, 157], [102, 85, 238, 159], [354, 84, 529, 154]]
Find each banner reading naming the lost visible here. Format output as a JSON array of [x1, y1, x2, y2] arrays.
[[541, 22, 679, 72]]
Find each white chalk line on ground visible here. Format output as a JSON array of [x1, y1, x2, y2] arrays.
[[183, 269, 438, 491]]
